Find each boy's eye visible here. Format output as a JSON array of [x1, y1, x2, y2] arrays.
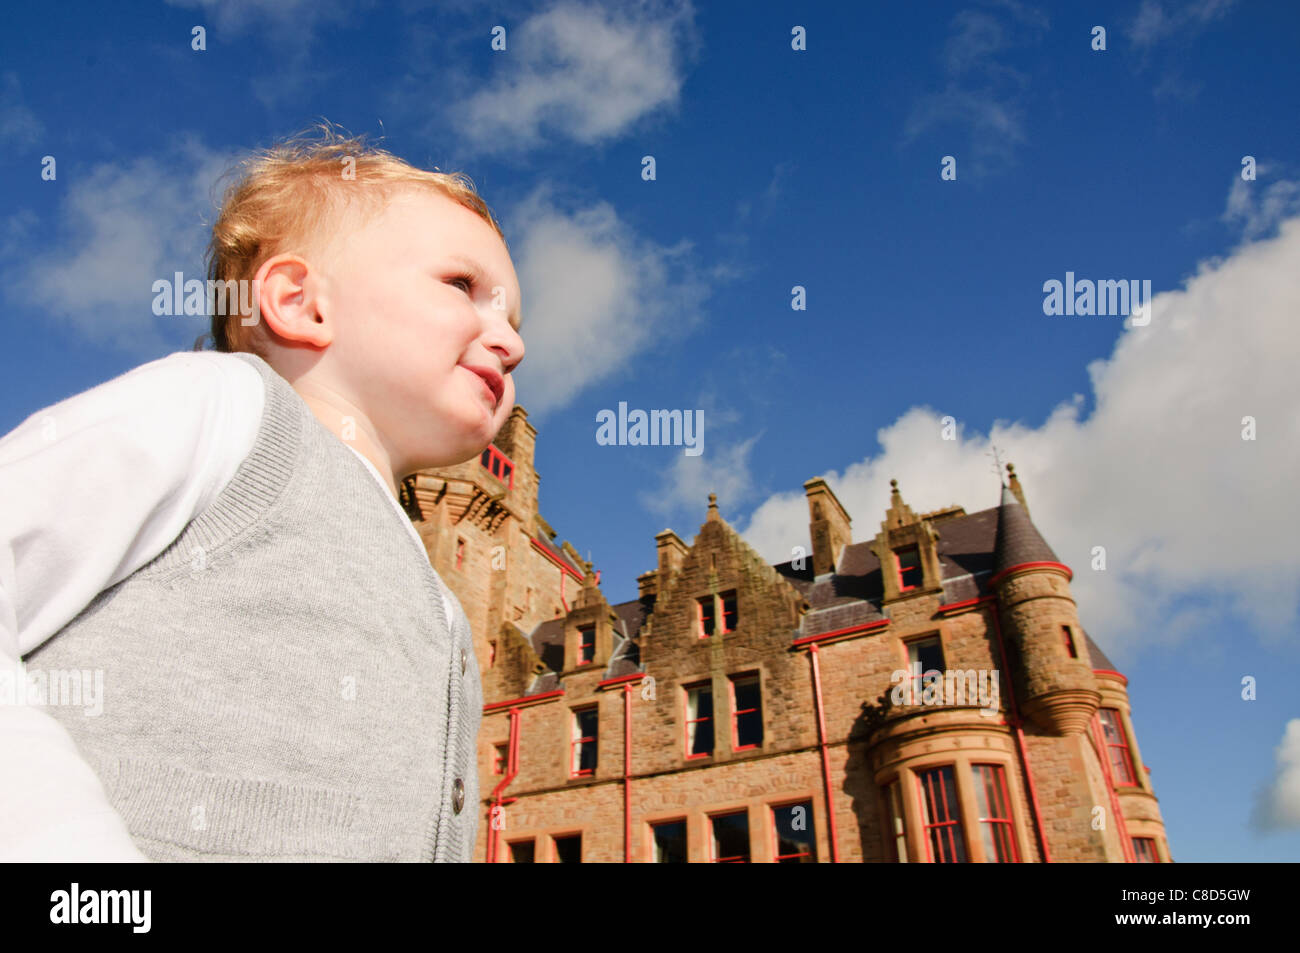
[[449, 274, 474, 294]]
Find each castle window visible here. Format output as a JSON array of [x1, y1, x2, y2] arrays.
[[697, 596, 715, 638], [720, 591, 738, 633], [652, 819, 688, 863], [972, 764, 1019, 862], [917, 765, 968, 862], [895, 545, 923, 591], [480, 445, 516, 489], [709, 811, 750, 863], [684, 682, 713, 759], [906, 636, 945, 702], [508, 839, 535, 863], [771, 801, 816, 862], [571, 707, 598, 777], [1132, 837, 1159, 863], [552, 834, 582, 863], [1062, 625, 1078, 658], [1099, 708, 1137, 785], [493, 742, 508, 775], [578, 625, 595, 665], [488, 640, 497, 667], [454, 537, 466, 570], [885, 780, 908, 862], [730, 673, 763, 750]]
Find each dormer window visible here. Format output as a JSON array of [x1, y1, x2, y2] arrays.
[[578, 625, 595, 665], [479, 445, 515, 489], [895, 545, 922, 591]]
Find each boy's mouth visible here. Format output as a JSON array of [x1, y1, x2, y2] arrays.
[[462, 365, 504, 408]]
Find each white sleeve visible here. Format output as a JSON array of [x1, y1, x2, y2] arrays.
[[0, 350, 264, 861]]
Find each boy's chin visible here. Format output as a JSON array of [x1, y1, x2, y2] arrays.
[[411, 432, 498, 471]]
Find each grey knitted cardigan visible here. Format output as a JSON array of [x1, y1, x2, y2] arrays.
[[27, 352, 482, 861]]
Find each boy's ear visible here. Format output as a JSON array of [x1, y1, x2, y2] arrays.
[[256, 254, 333, 348]]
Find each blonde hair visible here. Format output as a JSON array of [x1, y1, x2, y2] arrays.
[[202, 120, 506, 355]]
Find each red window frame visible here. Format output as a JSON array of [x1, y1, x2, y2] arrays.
[[492, 742, 508, 775], [479, 445, 515, 489], [1131, 836, 1159, 863], [570, 707, 598, 777], [709, 810, 750, 863], [972, 763, 1020, 862], [697, 596, 715, 638], [729, 673, 762, 751], [650, 818, 688, 863], [487, 639, 496, 667], [720, 591, 738, 633], [1099, 708, 1137, 786], [454, 537, 466, 570], [552, 833, 582, 863], [895, 545, 922, 591], [683, 681, 713, 760], [1062, 625, 1078, 658], [885, 780, 908, 862], [906, 635, 944, 703], [770, 800, 816, 863], [916, 765, 968, 863], [507, 839, 535, 863], [577, 625, 595, 665]]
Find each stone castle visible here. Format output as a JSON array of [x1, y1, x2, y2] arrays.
[[398, 406, 1170, 863]]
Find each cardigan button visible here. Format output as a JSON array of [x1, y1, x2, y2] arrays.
[[460, 647, 467, 676], [452, 778, 465, 814]]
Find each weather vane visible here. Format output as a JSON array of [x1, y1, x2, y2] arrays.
[[986, 444, 1007, 484]]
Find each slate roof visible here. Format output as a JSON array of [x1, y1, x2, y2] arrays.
[[520, 491, 1120, 692], [524, 597, 650, 694], [1083, 630, 1118, 672], [773, 504, 1002, 636], [992, 486, 1059, 577]]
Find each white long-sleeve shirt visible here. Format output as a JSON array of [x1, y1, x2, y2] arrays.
[[0, 350, 450, 861]]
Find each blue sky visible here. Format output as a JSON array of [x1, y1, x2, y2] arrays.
[[2, 0, 1298, 861]]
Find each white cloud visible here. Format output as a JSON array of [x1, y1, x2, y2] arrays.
[[639, 431, 761, 523], [1223, 166, 1300, 242], [451, 0, 697, 156], [737, 207, 1300, 660], [1130, 0, 1238, 48], [903, 3, 1047, 174], [507, 182, 715, 416], [0, 72, 43, 149], [2, 137, 238, 352], [163, 0, 346, 30], [1253, 719, 1300, 831]]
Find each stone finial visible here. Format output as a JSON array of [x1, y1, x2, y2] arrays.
[[881, 477, 921, 531], [1006, 463, 1029, 515], [707, 491, 719, 521]]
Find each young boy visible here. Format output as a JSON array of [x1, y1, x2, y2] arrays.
[[0, 126, 525, 861]]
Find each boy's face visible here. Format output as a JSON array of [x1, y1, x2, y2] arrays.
[[315, 187, 525, 476]]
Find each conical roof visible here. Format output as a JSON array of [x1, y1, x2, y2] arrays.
[[992, 485, 1058, 577]]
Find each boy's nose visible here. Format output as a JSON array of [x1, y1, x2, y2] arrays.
[[486, 326, 524, 375]]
